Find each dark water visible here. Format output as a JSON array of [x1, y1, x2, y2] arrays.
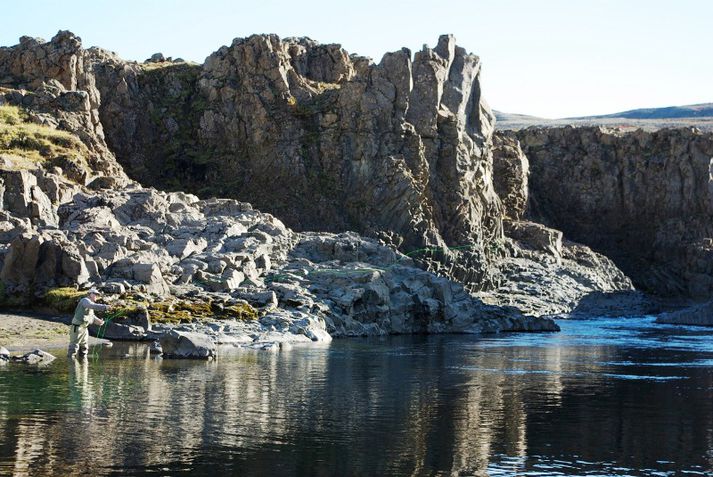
[[0, 316, 712, 476]]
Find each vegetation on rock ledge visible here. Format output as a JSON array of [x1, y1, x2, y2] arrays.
[[0, 104, 89, 168], [112, 295, 259, 324], [17, 287, 260, 324], [42, 287, 85, 313]]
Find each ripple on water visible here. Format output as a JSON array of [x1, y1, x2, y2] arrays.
[[1, 316, 712, 476], [487, 454, 711, 476]]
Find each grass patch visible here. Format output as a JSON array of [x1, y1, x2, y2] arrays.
[[138, 60, 195, 72], [0, 105, 89, 169], [42, 287, 84, 313], [0, 104, 23, 125]]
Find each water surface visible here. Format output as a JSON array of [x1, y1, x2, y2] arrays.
[[1, 316, 712, 476]]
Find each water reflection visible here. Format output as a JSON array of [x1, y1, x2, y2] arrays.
[[0, 317, 711, 476]]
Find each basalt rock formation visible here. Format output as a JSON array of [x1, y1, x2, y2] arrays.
[[0, 32, 127, 184], [86, 31, 632, 302], [513, 126, 713, 298], [0, 30, 638, 338], [92, 34, 500, 253], [0, 136, 560, 342]]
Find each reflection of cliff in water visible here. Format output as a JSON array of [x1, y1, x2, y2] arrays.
[[1, 332, 712, 475]]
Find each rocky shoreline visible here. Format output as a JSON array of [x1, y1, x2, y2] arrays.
[[0, 174, 560, 358], [1, 31, 711, 360]]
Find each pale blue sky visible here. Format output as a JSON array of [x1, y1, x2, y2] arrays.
[[2, 0, 710, 118]]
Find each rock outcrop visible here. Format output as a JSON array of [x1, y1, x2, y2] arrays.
[[11, 349, 56, 365], [160, 330, 217, 359], [656, 301, 713, 327], [513, 126, 713, 298], [92, 34, 500, 257], [84, 33, 633, 305], [0, 155, 560, 338], [0, 30, 643, 343], [0, 32, 128, 183]]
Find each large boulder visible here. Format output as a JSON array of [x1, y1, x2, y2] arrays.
[[106, 258, 170, 294], [0, 170, 59, 226], [0, 170, 36, 217], [159, 330, 217, 359], [0, 233, 90, 291], [91, 321, 147, 340], [166, 238, 207, 259], [12, 349, 56, 365], [505, 220, 563, 260], [0, 233, 42, 288], [288, 316, 332, 342], [656, 301, 713, 327]]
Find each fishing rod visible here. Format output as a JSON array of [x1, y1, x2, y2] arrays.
[[90, 308, 128, 359]]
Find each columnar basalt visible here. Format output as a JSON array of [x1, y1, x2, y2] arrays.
[[514, 126, 713, 298], [0, 31, 637, 335], [92, 34, 501, 254]]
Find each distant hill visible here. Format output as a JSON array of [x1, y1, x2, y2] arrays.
[[493, 111, 547, 122], [569, 103, 713, 120], [494, 103, 713, 132]]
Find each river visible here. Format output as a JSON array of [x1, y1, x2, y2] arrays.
[[1, 316, 712, 476]]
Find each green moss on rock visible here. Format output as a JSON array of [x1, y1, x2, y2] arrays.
[[112, 295, 258, 324], [42, 287, 84, 313]]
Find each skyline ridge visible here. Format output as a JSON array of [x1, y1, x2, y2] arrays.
[[2, 0, 710, 118]]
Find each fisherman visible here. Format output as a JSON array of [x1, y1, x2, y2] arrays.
[[68, 288, 110, 358]]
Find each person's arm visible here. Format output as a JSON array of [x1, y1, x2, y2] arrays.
[[82, 298, 109, 312], [92, 316, 105, 326]]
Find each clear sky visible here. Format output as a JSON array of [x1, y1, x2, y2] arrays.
[[2, 0, 710, 118]]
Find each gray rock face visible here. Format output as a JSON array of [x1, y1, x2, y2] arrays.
[[0, 170, 58, 226], [492, 133, 529, 220], [514, 126, 713, 298], [160, 330, 216, 359], [0, 31, 127, 182], [0, 30, 648, 345], [656, 301, 713, 327], [90, 34, 500, 275]]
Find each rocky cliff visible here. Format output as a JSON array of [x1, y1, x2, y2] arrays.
[[93, 34, 499, 251], [0, 33, 127, 184], [513, 126, 713, 298], [85, 31, 633, 302], [0, 31, 639, 343], [0, 106, 559, 344]]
